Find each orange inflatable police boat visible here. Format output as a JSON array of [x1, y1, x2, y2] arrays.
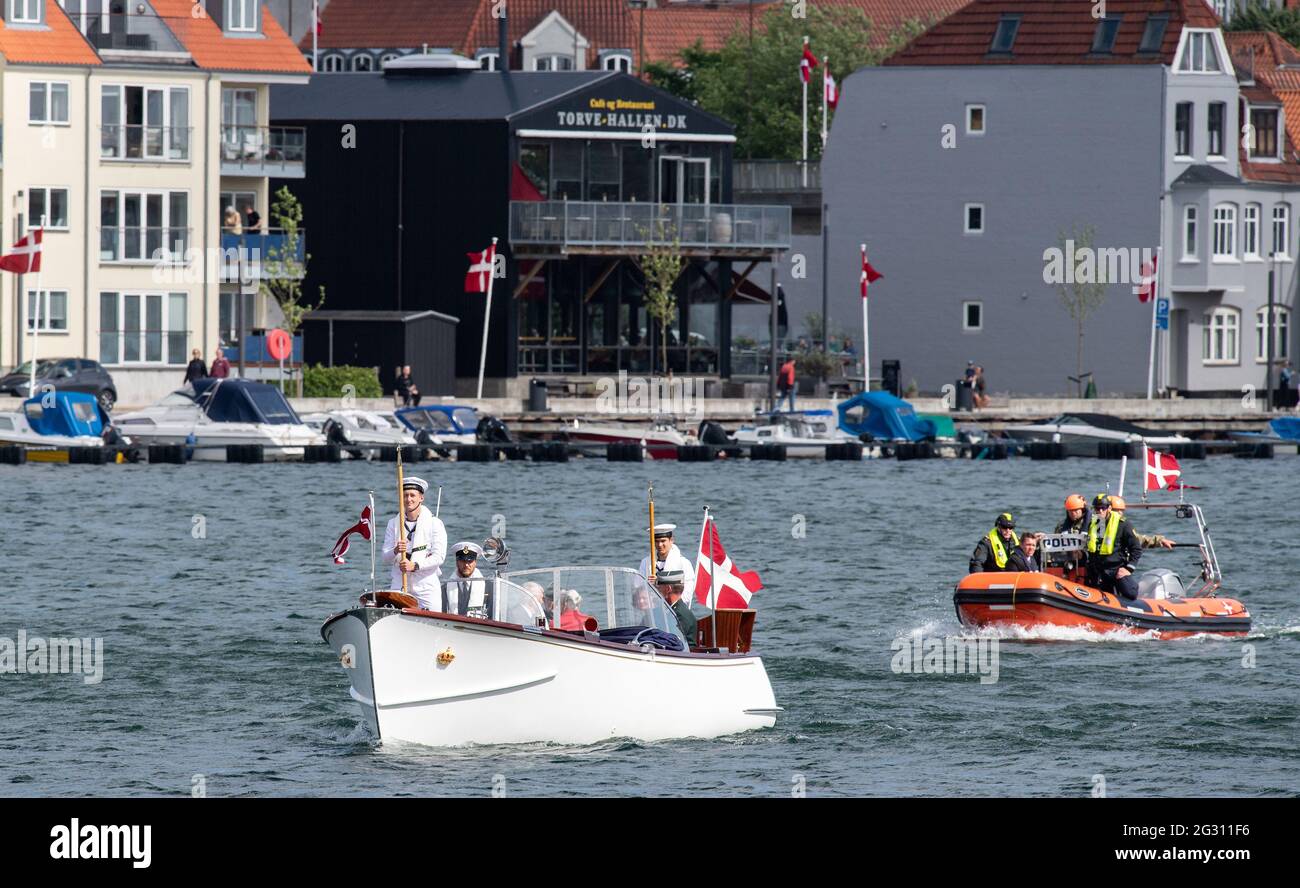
[[955, 502, 1251, 638]]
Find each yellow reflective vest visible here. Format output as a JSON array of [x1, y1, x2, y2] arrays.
[[1087, 512, 1122, 555], [986, 528, 1019, 568]]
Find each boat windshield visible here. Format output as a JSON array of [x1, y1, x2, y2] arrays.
[[403, 410, 455, 432], [452, 408, 479, 431], [355, 412, 393, 431], [438, 576, 549, 627], [502, 566, 686, 642], [159, 388, 198, 406]]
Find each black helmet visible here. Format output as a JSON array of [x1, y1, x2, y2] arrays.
[[995, 512, 1015, 529], [1093, 493, 1111, 509]]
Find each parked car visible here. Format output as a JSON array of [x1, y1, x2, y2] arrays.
[[0, 358, 118, 412]]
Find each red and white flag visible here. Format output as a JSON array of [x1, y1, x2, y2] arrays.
[[800, 41, 818, 84], [860, 246, 882, 298], [824, 66, 839, 109], [1144, 446, 1182, 491], [1136, 253, 1158, 303], [0, 229, 42, 275], [314, 0, 323, 36], [465, 242, 496, 293], [331, 504, 373, 564], [694, 515, 762, 610]]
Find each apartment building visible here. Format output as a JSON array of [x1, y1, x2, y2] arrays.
[[1, 0, 309, 406]]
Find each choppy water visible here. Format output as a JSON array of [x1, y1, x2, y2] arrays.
[[2, 455, 1297, 797]]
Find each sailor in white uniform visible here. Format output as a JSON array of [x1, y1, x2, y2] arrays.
[[381, 476, 447, 611], [444, 541, 491, 618], [637, 523, 696, 606]]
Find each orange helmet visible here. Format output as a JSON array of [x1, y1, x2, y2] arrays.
[[1110, 495, 1127, 511], [1064, 494, 1087, 511]]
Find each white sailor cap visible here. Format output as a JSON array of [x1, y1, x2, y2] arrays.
[[452, 541, 483, 560], [647, 523, 677, 538], [403, 476, 429, 494], [655, 569, 686, 585]]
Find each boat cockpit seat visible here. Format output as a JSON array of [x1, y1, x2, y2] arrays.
[[1137, 568, 1184, 600]]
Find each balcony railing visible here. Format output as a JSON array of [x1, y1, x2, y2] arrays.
[[734, 160, 822, 191], [99, 227, 192, 263], [220, 126, 306, 177], [509, 201, 792, 254], [220, 230, 307, 281], [101, 125, 192, 162]]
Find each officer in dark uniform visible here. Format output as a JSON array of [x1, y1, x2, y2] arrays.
[[655, 569, 697, 642], [1086, 494, 1143, 600], [1006, 533, 1041, 572], [969, 512, 1018, 573]]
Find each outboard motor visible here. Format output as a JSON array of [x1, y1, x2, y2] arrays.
[[322, 418, 350, 445], [697, 420, 732, 446], [414, 429, 439, 446], [477, 415, 512, 443], [1137, 568, 1185, 600]]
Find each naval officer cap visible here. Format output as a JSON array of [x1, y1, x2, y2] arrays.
[[453, 541, 483, 560], [655, 569, 686, 585], [648, 523, 677, 538], [403, 476, 429, 494]]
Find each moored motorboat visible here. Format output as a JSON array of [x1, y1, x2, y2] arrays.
[[564, 417, 690, 459], [0, 391, 109, 449], [300, 408, 418, 456], [321, 565, 779, 746], [732, 409, 863, 458], [954, 502, 1250, 638], [1003, 412, 1189, 457]]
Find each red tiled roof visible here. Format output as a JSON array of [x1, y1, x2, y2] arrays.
[[885, 0, 1219, 66], [1226, 30, 1300, 183], [0, 0, 100, 66], [153, 0, 311, 74]]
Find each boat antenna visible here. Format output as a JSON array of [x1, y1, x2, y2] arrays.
[[368, 489, 377, 593], [647, 483, 657, 584], [1117, 453, 1128, 498], [397, 446, 408, 595]]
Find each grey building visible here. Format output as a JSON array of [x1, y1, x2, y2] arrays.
[[815, 0, 1296, 396]]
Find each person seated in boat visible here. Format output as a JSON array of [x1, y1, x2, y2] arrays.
[[655, 569, 698, 641], [556, 589, 596, 631], [444, 542, 491, 618], [517, 580, 553, 625], [1109, 496, 1176, 549], [1007, 532, 1041, 572], [969, 512, 1018, 573], [638, 523, 696, 603], [629, 586, 657, 627], [381, 476, 447, 612], [1085, 495, 1143, 600]]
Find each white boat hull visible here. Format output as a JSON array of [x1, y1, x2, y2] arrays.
[[117, 424, 322, 460], [322, 606, 779, 746]]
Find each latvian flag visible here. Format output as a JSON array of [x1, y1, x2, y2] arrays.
[[800, 39, 818, 84], [0, 229, 42, 275], [694, 515, 762, 610], [465, 242, 496, 293]]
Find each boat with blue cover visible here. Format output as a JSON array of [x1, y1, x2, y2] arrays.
[[0, 391, 108, 449]]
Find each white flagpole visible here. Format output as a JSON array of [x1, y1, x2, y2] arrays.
[[1118, 454, 1127, 498], [801, 37, 809, 188], [1141, 445, 1149, 503], [1145, 246, 1161, 399], [821, 57, 828, 148], [312, 0, 320, 72], [30, 217, 46, 397], [476, 237, 498, 401], [706, 507, 718, 612], [368, 490, 377, 593], [861, 243, 870, 392]]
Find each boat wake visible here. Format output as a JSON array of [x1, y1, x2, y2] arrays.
[[1245, 622, 1300, 641], [901, 617, 1242, 644]]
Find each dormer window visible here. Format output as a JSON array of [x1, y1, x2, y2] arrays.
[[475, 50, 500, 71], [989, 16, 1020, 54], [535, 54, 575, 72], [225, 0, 259, 34], [602, 52, 632, 73], [9, 0, 42, 24], [1250, 108, 1280, 159], [1178, 30, 1223, 73], [1091, 16, 1122, 54], [1138, 15, 1168, 53]]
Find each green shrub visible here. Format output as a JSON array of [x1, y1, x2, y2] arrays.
[[302, 364, 383, 399]]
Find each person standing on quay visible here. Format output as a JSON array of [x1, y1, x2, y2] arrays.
[[777, 356, 797, 412], [210, 348, 231, 379], [184, 349, 207, 384]]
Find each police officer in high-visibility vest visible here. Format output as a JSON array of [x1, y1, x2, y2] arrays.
[[1086, 494, 1143, 600], [969, 512, 1018, 573]]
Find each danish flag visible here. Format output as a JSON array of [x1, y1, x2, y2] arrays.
[[0, 229, 42, 275], [331, 504, 373, 564], [1135, 253, 1158, 303], [464, 242, 496, 293], [1144, 446, 1183, 491], [860, 246, 882, 298], [694, 515, 762, 610], [800, 40, 818, 84], [824, 66, 839, 109]]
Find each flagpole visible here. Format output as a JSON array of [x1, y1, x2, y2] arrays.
[[476, 237, 498, 400], [396, 447, 408, 595], [647, 483, 657, 585], [1118, 453, 1127, 498], [861, 243, 870, 392], [368, 490, 377, 592], [801, 36, 809, 188], [821, 57, 828, 148], [705, 506, 717, 612], [312, 0, 319, 72], [1141, 446, 1149, 504], [1145, 246, 1161, 400], [30, 217, 45, 397]]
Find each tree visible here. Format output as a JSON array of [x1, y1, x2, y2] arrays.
[[639, 214, 687, 377], [1224, 3, 1300, 47], [1056, 225, 1107, 397], [260, 185, 325, 396], [645, 6, 928, 160]]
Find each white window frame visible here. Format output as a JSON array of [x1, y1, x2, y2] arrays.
[[1202, 307, 1240, 365], [1175, 29, 1227, 75], [28, 187, 71, 231], [534, 54, 575, 72], [965, 104, 986, 136], [351, 53, 374, 72], [100, 84, 192, 162], [9, 0, 42, 24], [1182, 205, 1199, 261], [962, 300, 983, 332], [964, 203, 984, 234], [99, 291, 189, 366], [475, 51, 499, 71], [1243, 203, 1261, 260], [1212, 203, 1237, 261], [25, 289, 69, 333], [602, 53, 632, 73], [1272, 204, 1291, 260], [1256, 306, 1291, 362], [321, 54, 345, 72], [1174, 101, 1193, 159], [29, 81, 71, 126], [225, 0, 259, 33], [1248, 106, 1282, 161], [99, 189, 191, 264], [1207, 101, 1227, 160]]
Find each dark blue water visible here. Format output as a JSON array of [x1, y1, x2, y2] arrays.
[[2, 455, 1297, 796]]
